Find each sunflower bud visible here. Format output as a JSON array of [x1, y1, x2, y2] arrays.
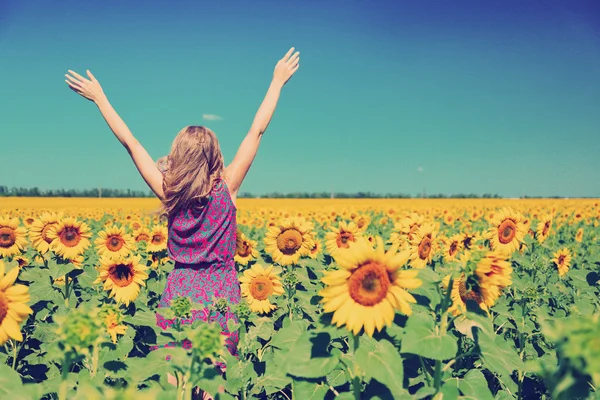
[[170, 296, 192, 319], [54, 307, 103, 355], [213, 297, 229, 315], [189, 322, 225, 361]]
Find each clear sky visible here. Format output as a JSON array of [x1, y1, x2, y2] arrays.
[[1, 0, 599, 197]]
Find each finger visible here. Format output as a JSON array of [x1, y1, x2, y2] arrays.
[[68, 69, 89, 83], [287, 51, 300, 65], [281, 47, 295, 61], [65, 74, 84, 86], [291, 63, 299, 73], [86, 69, 97, 82], [65, 79, 83, 91], [289, 55, 300, 68]]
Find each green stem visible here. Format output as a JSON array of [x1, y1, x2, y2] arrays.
[[419, 356, 432, 386], [64, 275, 70, 306], [349, 334, 361, 400], [11, 340, 17, 370], [59, 353, 72, 400], [90, 343, 99, 377], [434, 360, 442, 392]]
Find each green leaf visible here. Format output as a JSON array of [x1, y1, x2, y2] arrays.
[[401, 312, 458, 361], [127, 309, 158, 328], [251, 367, 292, 396], [250, 317, 275, 341], [291, 379, 328, 400], [47, 258, 76, 280], [0, 364, 23, 397], [355, 337, 406, 398], [446, 370, 493, 400], [476, 328, 524, 378], [271, 319, 309, 349], [283, 331, 340, 379]]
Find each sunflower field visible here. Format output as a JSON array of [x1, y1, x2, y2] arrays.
[[0, 198, 599, 400]]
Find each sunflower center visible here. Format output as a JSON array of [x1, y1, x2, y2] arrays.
[[557, 255, 565, 265], [0, 292, 7, 323], [0, 227, 16, 248], [449, 242, 458, 256], [108, 264, 135, 287], [336, 231, 354, 249], [249, 276, 273, 300], [59, 227, 82, 247], [106, 235, 125, 252], [458, 280, 482, 304], [357, 219, 366, 229], [463, 236, 473, 249], [237, 241, 252, 257], [542, 221, 550, 236], [152, 234, 164, 245], [498, 219, 516, 244], [276, 229, 302, 255], [41, 223, 57, 244], [418, 236, 432, 260], [136, 233, 149, 243], [348, 261, 391, 307]]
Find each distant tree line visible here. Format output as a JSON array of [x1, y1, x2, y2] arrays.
[[0, 186, 154, 198], [0, 186, 508, 199]]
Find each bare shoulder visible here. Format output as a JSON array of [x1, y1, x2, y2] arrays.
[[222, 167, 238, 206]]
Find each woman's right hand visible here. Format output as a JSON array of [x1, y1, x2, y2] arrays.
[[65, 69, 107, 103], [272, 47, 300, 87]]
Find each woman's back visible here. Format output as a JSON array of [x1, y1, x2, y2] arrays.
[[167, 177, 237, 266]]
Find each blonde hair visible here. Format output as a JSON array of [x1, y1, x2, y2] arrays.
[[156, 126, 224, 218]]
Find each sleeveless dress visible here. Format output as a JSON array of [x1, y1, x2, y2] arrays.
[[150, 177, 241, 371]]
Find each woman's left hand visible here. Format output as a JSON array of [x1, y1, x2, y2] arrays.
[[65, 69, 106, 103]]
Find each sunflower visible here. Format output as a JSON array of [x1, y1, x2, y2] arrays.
[[443, 251, 512, 315], [130, 220, 143, 231], [0, 261, 34, 345], [443, 273, 488, 316], [235, 231, 259, 266], [0, 216, 28, 258], [354, 215, 371, 232], [239, 263, 284, 314], [265, 217, 314, 265], [575, 228, 584, 243], [29, 213, 61, 254], [103, 312, 127, 344], [95, 226, 135, 259], [22, 216, 36, 228], [535, 215, 553, 244], [319, 237, 422, 337], [475, 252, 513, 296], [132, 227, 151, 246], [461, 232, 480, 251], [408, 223, 437, 269], [94, 254, 149, 306], [324, 221, 362, 256], [146, 225, 168, 253], [552, 248, 572, 277], [486, 208, 527, 254], [47, 217, 92, 260], [14, 256, 29, 268], [443, 234, 464, 263], [308, 239, 323, 259]]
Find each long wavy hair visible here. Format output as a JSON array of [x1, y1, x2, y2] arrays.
[[156, 126, 224, 218]]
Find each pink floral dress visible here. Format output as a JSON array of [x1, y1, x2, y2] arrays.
[[150, 176, 241, 371]]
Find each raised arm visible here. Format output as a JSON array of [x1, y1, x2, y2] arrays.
[[65, 70, 165, 200], [224, 48, 300, 199]]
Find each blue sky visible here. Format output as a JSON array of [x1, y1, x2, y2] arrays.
[[1, 0, 599, 197]]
